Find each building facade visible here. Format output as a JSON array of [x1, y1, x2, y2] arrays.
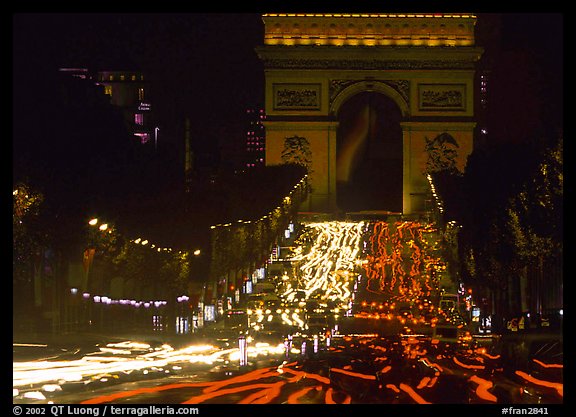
[[244, 107, 267, 169], [96, 70, 158, 146]]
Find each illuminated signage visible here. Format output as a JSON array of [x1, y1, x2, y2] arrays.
[[204, 305, 216, 322], [138, 102, 151, 111]]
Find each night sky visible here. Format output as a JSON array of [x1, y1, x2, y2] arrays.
[[13, 13, 265, 151], [12, 13, 265, 101], [13, 12, 563, 148], [12, 12, 563, 201]]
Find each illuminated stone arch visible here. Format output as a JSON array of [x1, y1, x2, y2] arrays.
[[330, 80, 410, 118], [257, 13, 482, 215]]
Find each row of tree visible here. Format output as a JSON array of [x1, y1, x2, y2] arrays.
[[428, 125, 563, 332], [428, 14, 563, 330], [209, 164, 309, 298]]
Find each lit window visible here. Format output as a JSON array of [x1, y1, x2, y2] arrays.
[[131, 75, 136, 81], [109, 75, 114, 81], [120, 75, 125, 81], [138, 88, 145, 101], [135, 113, 144, 125], [104, 85, 112, 96]]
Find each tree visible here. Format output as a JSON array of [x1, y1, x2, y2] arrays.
[[13, 183, 45, 289], [504, 136, 563, 316]]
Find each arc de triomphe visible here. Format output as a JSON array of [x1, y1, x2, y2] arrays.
[[256, 13, 483, 215]]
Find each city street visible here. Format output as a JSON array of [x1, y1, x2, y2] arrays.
[[13, 12, 563, 413], [13, 324, 562, 405]]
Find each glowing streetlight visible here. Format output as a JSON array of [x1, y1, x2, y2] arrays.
[[99, 223, 108, 231], [193, 249, 201, 256], [88, 218, 98, 226]]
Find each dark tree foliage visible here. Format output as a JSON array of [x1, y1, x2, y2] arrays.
[[210, 164, 308, 224], [13, 183, 45, 286], [108, 163, 308, 282], [209, 164, 308, 282], [505, 136, 563, 261], [430, 133, 562, 326], [430, 13, 563, 318]]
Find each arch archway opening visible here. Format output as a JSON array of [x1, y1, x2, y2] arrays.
[[336, 91, 403, 213]]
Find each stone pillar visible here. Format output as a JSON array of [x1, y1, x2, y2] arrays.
[[264, 120, 339, 213], [400, 121, 476, 214]]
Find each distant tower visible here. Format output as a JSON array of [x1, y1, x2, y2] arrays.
[[96, 70, 157, 145], [245, 107, 266, 169]]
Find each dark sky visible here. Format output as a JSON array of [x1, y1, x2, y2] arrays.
[[13, 12, 563, 132], [12, 12, 563, 173], [13, 13, 266, 153], [12, 13, 265, 95]]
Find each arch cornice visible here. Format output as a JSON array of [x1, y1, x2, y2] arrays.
[[330, 80, 410, 117]]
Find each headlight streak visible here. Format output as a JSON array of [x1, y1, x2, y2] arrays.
[[286, 385, 322, 404], [361, 221, 444, 316], [398, 383, 432, 404], [532, 359, 563, 369], [330, 367, 376, 380], [21, 332, 559, 405], [288, 221, 364, 305], [13, 340, 286, 389], [514, 370, 563, 397], [469, 375, 498, 402], [80, 359, 357, 404], [15, 217, 560, 405], [325, 387, 352, 404], [452, 356, 485, 370]]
